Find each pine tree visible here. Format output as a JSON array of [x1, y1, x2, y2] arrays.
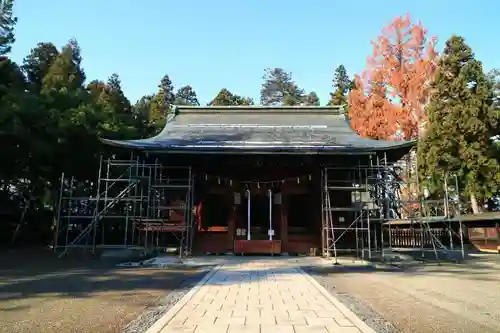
[[304, 91, 320, 106], [209, 88, 253, 106], [174, 85, 199, 106], [260, 68, 304, 106], [418, 35, 500, 213]]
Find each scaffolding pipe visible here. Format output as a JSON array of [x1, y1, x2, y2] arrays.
[[383, 153, 392, 252], [53, 172, 65, 252], [187, 167, 195, 256], [56, 154, 194, 256], [64, 176, 75, 252], [246, 189, 251, 240], [444, 174, 453, 251], [268, 189, 273, 241], [101, 157, 112, 246], [124, 153, 136, 246], [455, 174, 465, 260], [320, 168, 326, 257]]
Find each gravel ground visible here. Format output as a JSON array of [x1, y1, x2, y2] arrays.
[[304, 254, 500, 333], [0, 248, 211, 333], [121, 269, 208, 333], [304, 265, 398, 333]]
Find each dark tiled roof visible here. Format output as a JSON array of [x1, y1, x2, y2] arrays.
[[100, 106, 415, 154]]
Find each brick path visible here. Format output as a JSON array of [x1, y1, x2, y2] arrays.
[[152, 260, 375, 333]]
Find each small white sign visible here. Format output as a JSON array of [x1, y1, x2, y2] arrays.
[[268, 229, 275, 236], [234, 193, 241, 205], [273, 193, 282, 205], [339, 216, 345, 222]]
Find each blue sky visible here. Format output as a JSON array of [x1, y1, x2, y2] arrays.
[[10, 0, 500, 105]]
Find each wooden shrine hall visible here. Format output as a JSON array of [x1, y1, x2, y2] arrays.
[[100, 105, 415, 256]]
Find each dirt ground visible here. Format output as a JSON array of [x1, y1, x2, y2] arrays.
[[307, 253, 500, 333], [0, 248, 208, 333]]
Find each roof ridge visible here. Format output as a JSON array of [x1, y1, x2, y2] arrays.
[[170, 105, 346, 114]]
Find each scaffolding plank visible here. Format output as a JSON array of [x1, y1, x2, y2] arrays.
[[156, 205, 186, 210], [151, 184, 190, 189], [327, 186, 367, 191], [384, 217, 455, 225], [324, 207, 361, 212]]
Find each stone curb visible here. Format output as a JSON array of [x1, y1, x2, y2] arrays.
[[143, 265, 221, 333], [298, 267, 377, 333]]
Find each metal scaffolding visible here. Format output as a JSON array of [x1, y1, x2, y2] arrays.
[[321, 162, 374, 262], [54, 155, 195, 258], [321, 150, 466, 263], [381, 170, 465, 263]]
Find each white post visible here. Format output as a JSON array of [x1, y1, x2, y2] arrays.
[[268, 189, 273, 240], [246, 189, 251, 240]]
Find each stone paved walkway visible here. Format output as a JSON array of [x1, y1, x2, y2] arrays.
[[154, 260, 375, 333]]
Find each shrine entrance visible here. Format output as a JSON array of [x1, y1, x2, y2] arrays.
[[234, 189, 282, 254]]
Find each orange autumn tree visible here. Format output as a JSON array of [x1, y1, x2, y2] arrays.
[[349, 14, 439, 140]]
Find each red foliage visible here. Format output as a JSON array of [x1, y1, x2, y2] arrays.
[[348, 14, 438, 140]]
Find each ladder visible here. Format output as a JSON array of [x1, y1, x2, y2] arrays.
[[179, 169, 194, 257], [322, 168, 338, 262], [325, 188, 338, 262], [421, 218, 456, 262]]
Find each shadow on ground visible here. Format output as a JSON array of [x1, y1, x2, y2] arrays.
[[1, 249, 499, 303], [0, 248, 212, 333], [1, 248, 499, 333], [0, 248, 211, 302]]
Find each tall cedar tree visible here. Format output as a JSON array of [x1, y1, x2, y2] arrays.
[[0, 0, 16, 55], [42, 40, 85, 93], [0, 0, 38, 183], [209, 88, 254, 106], [260, 68, 304, 106], [105, 74, 135, 138], [107, 73, 132, 116], [41, 40, 103, 180], [21, 42, 59, 92], [328, 65, 352, 106], [132, 94, 155, 138], [150, 74, 175, 124], [349, 14, 438, 139], [418, 35, 500, 213], [489, 69, 500, 113]]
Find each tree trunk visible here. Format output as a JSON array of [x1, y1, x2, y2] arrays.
[[470, 193, 483, 214]]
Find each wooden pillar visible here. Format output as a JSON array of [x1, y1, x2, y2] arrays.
[[496, 222, 500, 254], [315, 170, 322, 252], [281, 193, 288, 252], [227, 205, 236, 252]]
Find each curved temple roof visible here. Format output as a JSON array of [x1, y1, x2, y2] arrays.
[[100, 105, 415, 155]]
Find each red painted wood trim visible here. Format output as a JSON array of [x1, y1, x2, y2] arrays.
[[227, 205, 236, 249], [281, 194, 288, 249], [234, 240, 281, 254], [197, 226, 228, 232]]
